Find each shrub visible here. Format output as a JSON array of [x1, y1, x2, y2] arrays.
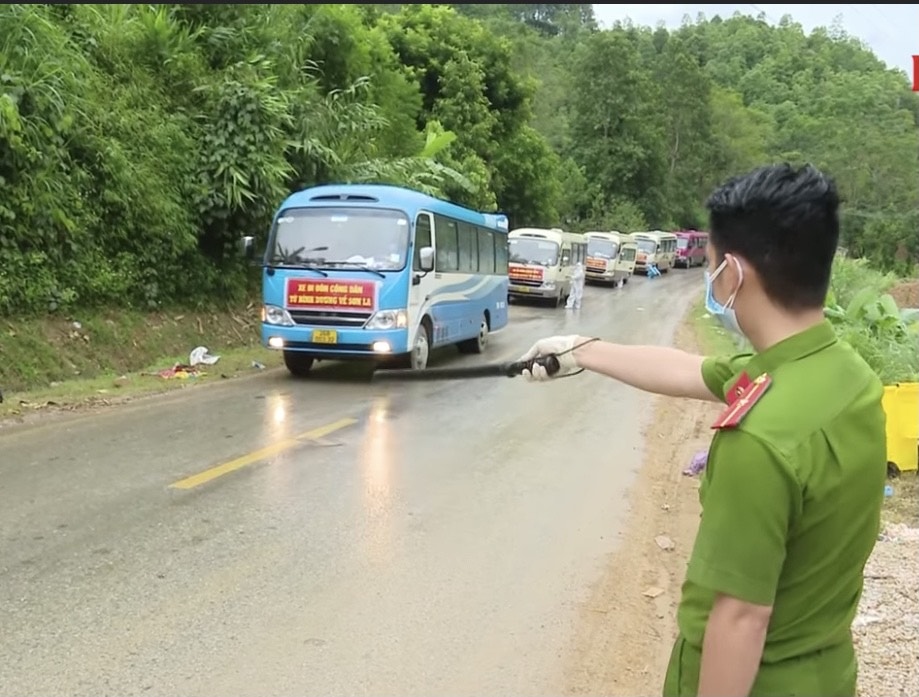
[[825, 257, 918, 383]]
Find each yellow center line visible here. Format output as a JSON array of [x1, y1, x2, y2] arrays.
[[168, 417, 358, 490]]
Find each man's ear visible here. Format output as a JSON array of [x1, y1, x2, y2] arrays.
[[722, 252, 743, 285]]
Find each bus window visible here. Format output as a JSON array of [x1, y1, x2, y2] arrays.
[[434, 215, 459, 271], [458, 222, 478, 273], [413, 213, 432, 271], [561, 248, 571, 266], [477, 227, 495, 273]]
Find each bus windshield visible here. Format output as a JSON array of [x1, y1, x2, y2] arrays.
[[510, 238, 559, 267], [634, 238, 657, 254], [587, 238, 619, 259], [677, 238, 689, 249], [269, 207, 410, 270]]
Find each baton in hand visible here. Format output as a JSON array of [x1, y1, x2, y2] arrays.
[[372, 354, 561, 382]]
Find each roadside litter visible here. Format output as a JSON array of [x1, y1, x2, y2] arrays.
[[880, 522, 919, 543], [189, 346, 221, 366], [145, 346, 221, 380], [683, 449, 708, 476], [149, 364, 205, 380]]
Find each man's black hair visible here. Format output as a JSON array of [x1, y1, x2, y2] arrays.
[[705, 163, 840, 310]]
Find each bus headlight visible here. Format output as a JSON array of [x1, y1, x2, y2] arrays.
[[263, 305, 295, 326], [542, 282, 556, 290], [366, 309, 408, 330]]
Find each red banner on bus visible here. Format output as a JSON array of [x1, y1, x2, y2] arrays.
[[285, 279, 377, 311], [509, 264, 544, 282]]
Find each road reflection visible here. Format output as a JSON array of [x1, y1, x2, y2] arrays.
[[359, 396, 396, 564], [263, 391, 294, 496]]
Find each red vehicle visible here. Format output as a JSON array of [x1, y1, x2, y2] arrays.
[[675, 230, 708, 268]]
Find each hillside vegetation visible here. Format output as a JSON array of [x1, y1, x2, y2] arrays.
[[1, 3, 917, 319]]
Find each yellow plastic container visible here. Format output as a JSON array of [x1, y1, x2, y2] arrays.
[[882, 382, 918, 472]]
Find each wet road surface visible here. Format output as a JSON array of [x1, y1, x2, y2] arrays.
[[0, 270, 702, 697]]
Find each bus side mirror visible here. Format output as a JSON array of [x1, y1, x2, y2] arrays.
[[419, 246, 435, 273], [239, 235, 256, 260]]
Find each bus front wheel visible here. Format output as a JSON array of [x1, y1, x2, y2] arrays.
[[410, 324, 431, 370], [283, 350, 314, 377]]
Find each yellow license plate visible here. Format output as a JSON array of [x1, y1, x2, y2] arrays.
[[512, 286, 531, 293], [312, 329, 338, 344]]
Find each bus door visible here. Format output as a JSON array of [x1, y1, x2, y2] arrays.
[[409, 212, 437, 336], [559, 242, 573, 292], [618, 243, 637, 278]]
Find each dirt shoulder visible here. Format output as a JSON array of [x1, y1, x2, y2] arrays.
[[889, 279, 919, 309], [563, 308, 919, 697]]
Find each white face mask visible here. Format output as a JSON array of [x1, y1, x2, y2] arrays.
[[704, 257, 744, 337]]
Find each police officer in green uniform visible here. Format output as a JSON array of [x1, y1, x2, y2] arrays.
[[518, 163, 887, 697]]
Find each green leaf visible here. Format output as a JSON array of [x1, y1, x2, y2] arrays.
[[846, 287, 877, 319]]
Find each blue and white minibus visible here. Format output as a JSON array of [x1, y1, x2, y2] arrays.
[[240, 184, 510, 375]]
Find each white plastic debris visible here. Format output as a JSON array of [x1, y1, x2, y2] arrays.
[[189, 346, 221, 367]]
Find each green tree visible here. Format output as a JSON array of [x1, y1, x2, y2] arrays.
[[566, 29, 668, 224]]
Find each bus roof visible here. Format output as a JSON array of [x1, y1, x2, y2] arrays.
[[510, 227, 580, 242], [278, 184, 509, 232], [584, 231, 636, 245], [676, 230, 708, 238], [633, 230, 677, 240], [584, 230, 626, 238]]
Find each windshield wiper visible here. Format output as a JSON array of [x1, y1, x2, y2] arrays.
[[321, 261, 386, 279], [266, 258, 329, 277], [267, 246, 330, 276]]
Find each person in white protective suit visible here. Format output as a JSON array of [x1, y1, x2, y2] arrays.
[[566, 262, 586, 309]]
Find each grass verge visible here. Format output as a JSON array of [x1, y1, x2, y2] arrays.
[[688, 297, 745, 356], [0, 303, 282, 420]]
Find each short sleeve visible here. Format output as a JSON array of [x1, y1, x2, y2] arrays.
[[686, 431, 800, 606], [701, 353, 754, 402]]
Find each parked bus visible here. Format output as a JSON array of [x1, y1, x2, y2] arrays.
[[240, 184, 510, 375], [675, 230, 709, 268], [584, 231, 638, 285], [507, 228, 587, 306], [632, 230, 678, 274]]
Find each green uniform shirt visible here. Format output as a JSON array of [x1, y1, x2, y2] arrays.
[[668, 320, 887, 696]]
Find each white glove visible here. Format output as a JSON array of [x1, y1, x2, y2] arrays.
[[518, 335, 580, 382]]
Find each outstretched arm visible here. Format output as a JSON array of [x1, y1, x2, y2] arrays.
[[571, 338, 718, 402], [519, 334, 750, 403]]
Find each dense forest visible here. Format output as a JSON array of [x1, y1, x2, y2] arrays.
[[1, 3, 916, 316]]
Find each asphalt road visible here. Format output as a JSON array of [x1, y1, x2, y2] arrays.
[[0, 270, 702, 697]]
